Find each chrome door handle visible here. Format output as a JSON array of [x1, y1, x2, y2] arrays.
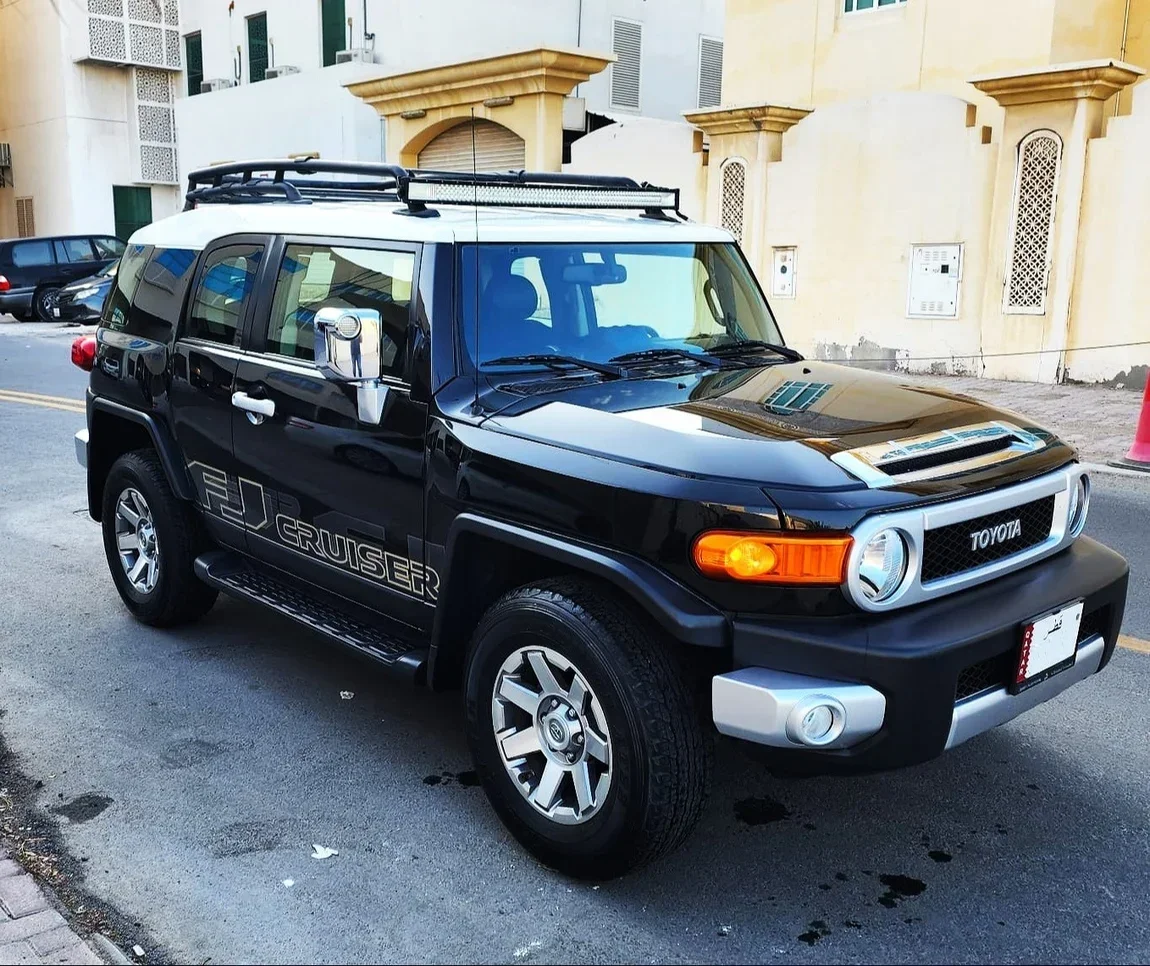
[[232, 391, 275, 425]]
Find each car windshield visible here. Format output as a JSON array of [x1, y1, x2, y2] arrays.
[[459, 242, 784, 370]]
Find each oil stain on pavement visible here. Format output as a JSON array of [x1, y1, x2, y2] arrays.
[[878, 873, 927, 908], [732, 796, 791, 825], [423, 770, 479, 787], [49, 793, 112, 824]]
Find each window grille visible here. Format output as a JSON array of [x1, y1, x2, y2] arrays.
[[1004, 131, 1062, 314], [720, 159, 746, 243]]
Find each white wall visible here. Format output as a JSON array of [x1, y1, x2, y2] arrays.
[[0, 0, 178, 239], [175, 62, 386, 177], [565, 118, 707, 220]]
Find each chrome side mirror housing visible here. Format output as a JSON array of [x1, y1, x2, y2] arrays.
[[315, 307, 382, 383], [314, 306, 389, 424]]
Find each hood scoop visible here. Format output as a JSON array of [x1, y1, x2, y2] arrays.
[[830, 421, 1049, 488]]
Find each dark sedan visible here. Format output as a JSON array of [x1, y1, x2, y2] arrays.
[[55, 260, 118, 324]]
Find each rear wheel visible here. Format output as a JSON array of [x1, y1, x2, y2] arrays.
[[464, 577, 712, 879], [101, 450, 217, 626], [33, 286, 61, 322]]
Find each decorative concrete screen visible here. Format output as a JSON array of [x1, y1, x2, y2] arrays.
[[1004, 131, 1062, 315], [85, 0, 182, 71], [720, 159, 746, 243], [133, 68, 178, 184]]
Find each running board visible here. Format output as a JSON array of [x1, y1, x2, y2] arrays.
[[194, 551, 428, 683]]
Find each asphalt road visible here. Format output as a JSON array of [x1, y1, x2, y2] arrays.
[[1, 321, 1148, 965]]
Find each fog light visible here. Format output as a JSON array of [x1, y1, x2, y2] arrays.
[[786, 696, 847, 747]]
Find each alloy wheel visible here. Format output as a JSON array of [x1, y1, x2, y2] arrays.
[[114, 487, 160, 594], [491, 645, 613, 825]]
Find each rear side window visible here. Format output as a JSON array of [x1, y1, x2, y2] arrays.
[[265, 244, 414, 373], [12, 241, 53, 267], [93, 237, 126, 258], [185, 244, 263, 346], [55, 238, 96, 263], [101, 244, 151, 330], [126, 248, 198, 343]]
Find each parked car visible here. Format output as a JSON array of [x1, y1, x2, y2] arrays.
[[71, 159, 1127, 880], [55, 259, 119, 324], [0, 234, 125, 321]]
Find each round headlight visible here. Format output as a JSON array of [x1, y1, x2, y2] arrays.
[[1067, 474, 1090, 536], [857, 528, 908, 602]]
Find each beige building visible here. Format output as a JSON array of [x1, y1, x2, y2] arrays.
[[677, 0, 1150, 388]]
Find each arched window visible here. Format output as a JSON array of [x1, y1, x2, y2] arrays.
[[719, 158, 746, 242], [1004, 130, 1062, 314]]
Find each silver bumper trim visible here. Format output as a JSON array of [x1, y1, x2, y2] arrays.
[[74, 427, 89, 469], [712, 668, 886, 750], [945, 634, 1105, 749]]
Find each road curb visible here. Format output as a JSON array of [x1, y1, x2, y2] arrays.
[[89, 932, 134, 965]]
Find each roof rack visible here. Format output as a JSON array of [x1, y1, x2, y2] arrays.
[[183, 159, 683, 219]]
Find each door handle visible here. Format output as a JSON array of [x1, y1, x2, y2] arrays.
[[232, 391, 275, 424]]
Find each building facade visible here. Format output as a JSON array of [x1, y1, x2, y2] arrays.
[[175, 0, 724, 180], [674, 0, 1150, 387], [0, 0, 184, 241]]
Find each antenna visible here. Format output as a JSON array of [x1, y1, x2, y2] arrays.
[[471, 107, 481, 415]]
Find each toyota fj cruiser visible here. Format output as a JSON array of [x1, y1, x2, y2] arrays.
[[73, 160, 1128, 879]]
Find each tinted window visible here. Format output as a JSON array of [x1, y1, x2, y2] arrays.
[[101, 244, 151, 330], [127, 248, 198, 342], [186, 244, 263, 345], [55, 238, 95, 263], [94, 237, 127, 258], [12, 241, 53, 267], [266, 245, 414, 375]]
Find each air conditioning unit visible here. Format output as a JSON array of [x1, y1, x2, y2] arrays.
[[201, 78, 237, 93], [335, 48, 375, 65], [265, 65, 301, 79]]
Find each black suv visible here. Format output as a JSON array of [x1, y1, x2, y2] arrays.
[[0, 234, 125, 321], [72, 161, 1128, 879]]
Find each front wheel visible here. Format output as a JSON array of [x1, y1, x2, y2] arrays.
[[464, 577, 712, 879], [33, 286, 61, 322], [101, 450, 218, 626]]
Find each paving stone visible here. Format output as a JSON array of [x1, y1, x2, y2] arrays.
[[0, 863, 20, 881], [39, 939, 102, 965], [0, 910, 68, 944], [28, 926, 80, 957], [0, 939, 39, 965], [0, 877, 48, 920]]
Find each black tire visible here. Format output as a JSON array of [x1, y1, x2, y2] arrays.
[[464, 577, 712, 879], [101, 450, 218, 626], [33, 286, 61, 323]]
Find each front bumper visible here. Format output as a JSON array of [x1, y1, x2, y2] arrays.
[[57, 292, 103, 322], [713, 537, 1128, 772]]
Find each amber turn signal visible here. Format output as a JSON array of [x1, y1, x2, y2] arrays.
[[692, 531, 853, 584]]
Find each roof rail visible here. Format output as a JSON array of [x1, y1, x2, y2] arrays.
[[183, 159, 683, 219]]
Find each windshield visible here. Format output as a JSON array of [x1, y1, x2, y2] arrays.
[[459, 243, 783, 369]]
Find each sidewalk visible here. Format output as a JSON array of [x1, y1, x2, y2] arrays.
[[0, 850, 104, 965], [901, 372, 1144, 467]]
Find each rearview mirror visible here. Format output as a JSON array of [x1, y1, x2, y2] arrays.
[[315, 307, 382, 383], [561, 263, 627, 285]]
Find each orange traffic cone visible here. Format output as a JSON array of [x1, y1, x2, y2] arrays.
[[1112, 375, 1150, 470]]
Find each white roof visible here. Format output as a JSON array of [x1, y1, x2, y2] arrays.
[[128, 200, 734, 250]]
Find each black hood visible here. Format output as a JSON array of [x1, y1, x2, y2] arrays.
[[484, 361, 1074, 494]]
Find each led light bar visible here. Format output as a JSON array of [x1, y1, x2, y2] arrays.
[[405, 180, 679, 210]]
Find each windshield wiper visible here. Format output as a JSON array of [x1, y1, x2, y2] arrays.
[[608, 347, 723, 368], [706, 340, 803, 362], [482, 354, 626, 380]]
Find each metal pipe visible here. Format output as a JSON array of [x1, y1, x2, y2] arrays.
[[1116, 0, 1131, 117]]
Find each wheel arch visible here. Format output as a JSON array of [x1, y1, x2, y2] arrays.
[[87, 397, 195, 521], [427, 513, 729, 690]]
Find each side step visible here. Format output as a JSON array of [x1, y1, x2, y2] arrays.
[[194, 551, 429, 683]]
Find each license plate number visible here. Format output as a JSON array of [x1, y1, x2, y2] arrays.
[[1013, 600, 1083, 694]]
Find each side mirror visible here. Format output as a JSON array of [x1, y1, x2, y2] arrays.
[[314, 306, 389, 424], [315, 307, 382, 383]]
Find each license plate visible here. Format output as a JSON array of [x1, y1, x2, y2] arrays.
[[1012, 600, 1083, 694], [53, 308, 60, 318]]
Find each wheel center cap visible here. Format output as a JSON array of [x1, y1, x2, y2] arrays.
[[547, 718, 567, 746]]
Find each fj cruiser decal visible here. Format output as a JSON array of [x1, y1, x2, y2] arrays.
[[187, 461, 438, 602]]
